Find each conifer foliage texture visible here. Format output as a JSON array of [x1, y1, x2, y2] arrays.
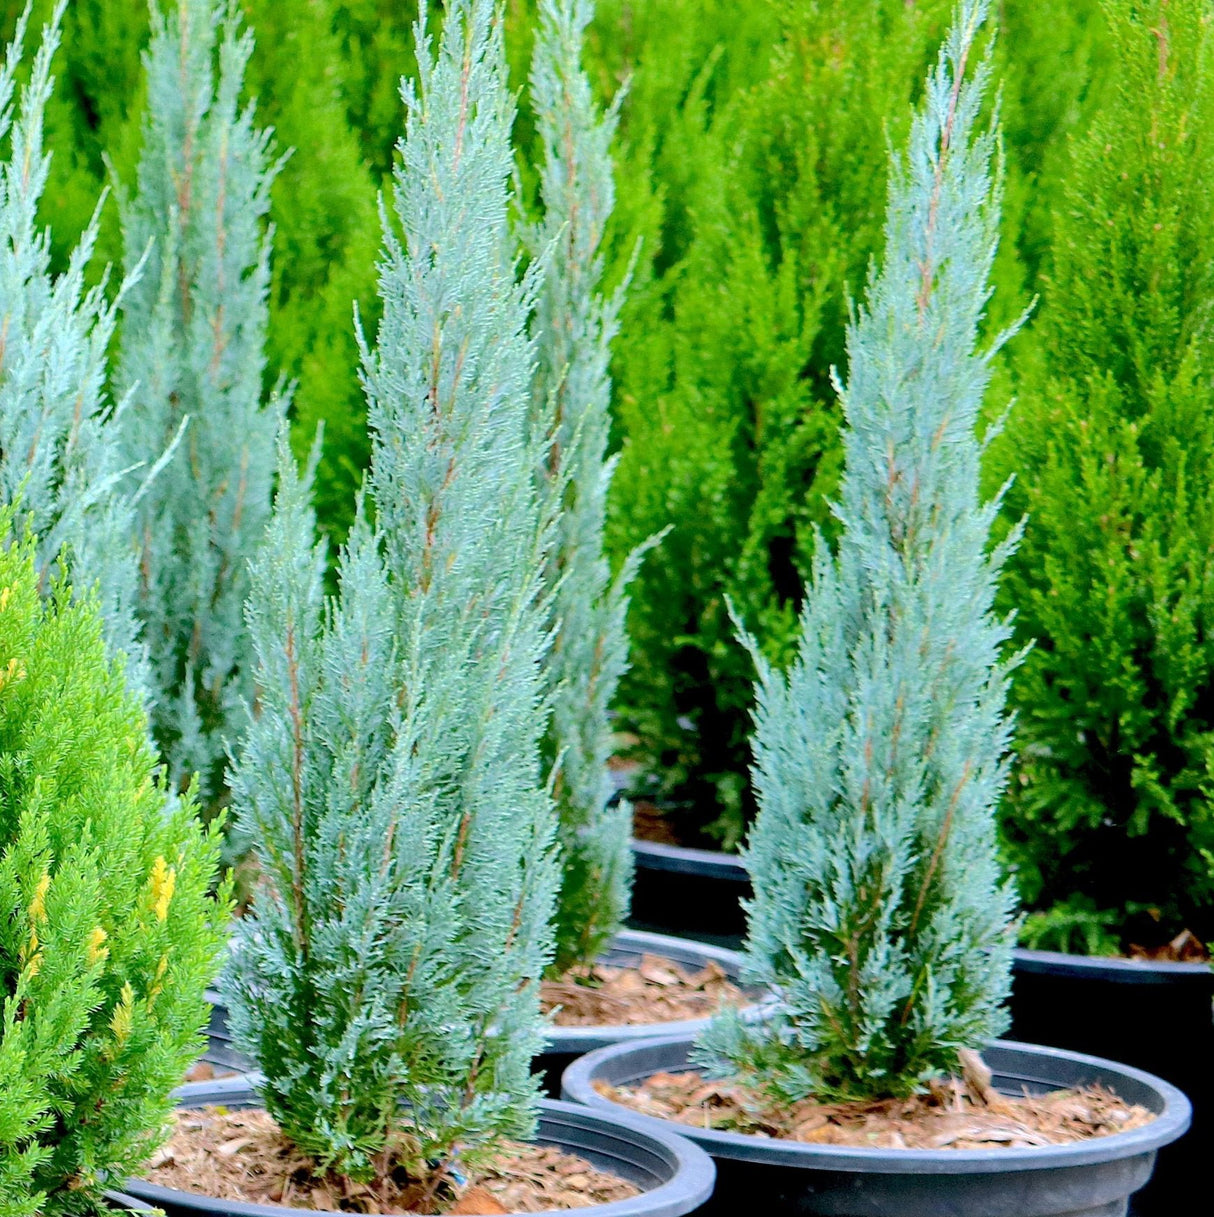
[[997, 0, 1214, 950], [0, 4, 146, 698], [117, 0, 283, 805], [225, 0, 558, 1188], [529, 0, 643, 974], [0, 515, 228, 1217], [699, 0, 1018, 1102]]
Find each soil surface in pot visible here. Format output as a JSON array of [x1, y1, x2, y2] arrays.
[[1125, 927, 1208, 962], [540, 953, 744, 1026], [596, 1052, 1155, 1150], [144, 1106, 640, 1214], [630, 802, 683, 847], [184, 1060, 240, 1083]]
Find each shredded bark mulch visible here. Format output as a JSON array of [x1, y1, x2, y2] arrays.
[[540, 952, 744, 1026], [596, 1049, 1155, 1150], [144, 1106, 640, 1214], [185, 1061, 240, 1083], [629, 801, 682, 846], [1128, 928, 1209, 962]]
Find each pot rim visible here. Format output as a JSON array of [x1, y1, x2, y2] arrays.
[[560, 1034, 1192, 1175], [628, 838, 748, 882], [1012, 946, 1214, 983], [115, 1081, 715, 1217]]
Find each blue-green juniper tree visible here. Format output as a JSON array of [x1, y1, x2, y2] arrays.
[[528, 0, 657, 974], [699, 0, 1021, 1102], [116, 0, 283, 805], [0, 3, 147, 697], [224, 0, 559, 1195]]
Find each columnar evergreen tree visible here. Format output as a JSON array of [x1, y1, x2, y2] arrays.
[[700, 0, 1019, 1101], [604, 0, 959, 845], [528, 0, 648, 973], [224, 0, 558, 1193], [117, 0, 283, 804], [996, 0, 1214, 951], [0, 4, 147, 698], [0, 511, 228, 1217]]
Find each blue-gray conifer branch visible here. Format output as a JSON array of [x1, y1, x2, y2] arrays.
[[528, 0, 658, 973], [0, 2, 147, 699], [117, 0, 283, 804]]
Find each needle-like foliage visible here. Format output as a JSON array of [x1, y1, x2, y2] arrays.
[[699, 0, 1020, 1103], [996, 0, 1214, 952], [0, 511, 229, 1217], [225, 0, 558, 1194], [116, 0, 283, 805], [0, 3, 146, 697], [528, 0, 655, 974]]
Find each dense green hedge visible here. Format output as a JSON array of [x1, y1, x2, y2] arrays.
[[996, 0, 1214, 952]]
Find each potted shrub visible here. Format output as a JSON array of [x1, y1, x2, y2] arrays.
[[120, 3, 713, 1213], [608, 0, 960, 945], [0, 514, 229, 1215], [524, 0, 753, 1082], [562, 4, 1192, 1215], [990, 3, 1214, 1209], [191, 0, 756, 1093]]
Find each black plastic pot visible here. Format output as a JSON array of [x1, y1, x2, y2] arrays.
[[202, 930, 758, 1098], [1009, 947, 1214, 1216], [111, 1076, 715, 1217], [627, 840, 749, 950], [106, 1196, 157, 1213], [561, 1034, 1191, 1217], [198, 988, 250, 1075]]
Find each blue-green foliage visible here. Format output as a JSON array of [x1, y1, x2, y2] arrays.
[[225, 0, 558, 1190], [116, 0, 282, 804], [528, 0, 652, 973], [0, 3, 146, 697], [699, 0, 1019, 1103]]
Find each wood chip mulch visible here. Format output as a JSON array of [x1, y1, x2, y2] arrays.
[[1128, 928, 1209, 962], [184, 1061, 240, 1083], [595, 1049, 1155, 1150], [143, 1106, 640, 1214], [540, 953, 744, 1026], [629, 801, 682, 846]]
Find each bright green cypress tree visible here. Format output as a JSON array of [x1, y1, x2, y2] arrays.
[[225, 0, 558, 1193], [0, 3, 148, 698], [528, 0, 653, 973], [700, 0, 1018, 1101], [116, 0, 283, 805], [0, 512, 228, 1217], [996, 0, 1214, 951]]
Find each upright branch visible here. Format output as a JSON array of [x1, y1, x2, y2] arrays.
[[225, 0, 559, 1191], [117, 0, 283, 806], [699, 0, 1021, 1103], [0, 2, 147, 697], [528, 0, 655, 973]]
